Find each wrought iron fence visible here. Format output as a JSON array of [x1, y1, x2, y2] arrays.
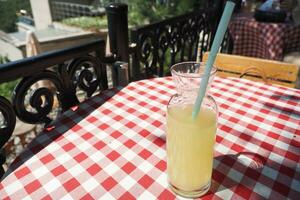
[[0, 39, 118, 177], [130, 8, 217, 79], [105, 2, 233, 80]]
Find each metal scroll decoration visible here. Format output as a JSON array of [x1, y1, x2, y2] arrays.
[[67, 55, 105, 98], [11, 56, 106, 126], [157, 26, 170, 60], [0, 96, 16, 176], [12, 70, 64, 125], [168, 24, 181, 66], [0, 97, 16, 148], [139, 34, 155, 77]]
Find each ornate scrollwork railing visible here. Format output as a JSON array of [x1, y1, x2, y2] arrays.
[[130, 7, 217, 79], [0, 97, 16, 176], [12, 70, 63, 125], [0, 39, 116, 177]]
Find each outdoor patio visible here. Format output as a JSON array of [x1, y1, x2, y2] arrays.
[[0, 0, 299, 199]]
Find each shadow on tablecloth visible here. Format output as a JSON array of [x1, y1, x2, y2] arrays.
[[206, 152, 268, 198], [264, 94, 300, 118], [1, 89, 120, 180]]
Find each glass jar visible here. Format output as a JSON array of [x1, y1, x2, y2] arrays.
[[166, 62, 218, 198]]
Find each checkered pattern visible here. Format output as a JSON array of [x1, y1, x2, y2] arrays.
[[0, 77, 299, 199], [229, 17, 300, 60]]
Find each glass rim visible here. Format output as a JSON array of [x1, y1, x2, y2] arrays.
[[167, 94, 218, 109], [170, 61, 217, 78]]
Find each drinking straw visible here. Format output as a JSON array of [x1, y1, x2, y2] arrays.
[[192, 1, 235, 119]]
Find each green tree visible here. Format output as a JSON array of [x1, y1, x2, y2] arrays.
[[0, 55, 17, 99], [99, 0, 207, 26], [61, 0, 210, 31], [127, 0, 207, 26], [0, 0, 31, 32]]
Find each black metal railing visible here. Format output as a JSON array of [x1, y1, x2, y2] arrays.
[[105, 2, 232, 81], [0, 39, 124, 177], [130, 8, 216, 79], [221, 30, 234, 54]]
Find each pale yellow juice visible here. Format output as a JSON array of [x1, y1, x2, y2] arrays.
[[166, 104, 217, 193]]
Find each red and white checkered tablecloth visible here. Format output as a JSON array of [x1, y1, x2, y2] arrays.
[[229, 17, 300, 61], [0, 77, 299, 199]]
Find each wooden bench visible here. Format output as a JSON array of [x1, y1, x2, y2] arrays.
[[203, 52, 299, 88]]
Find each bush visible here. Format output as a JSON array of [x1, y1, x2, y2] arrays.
[[61, 16, 108, 31], [0, 81, 18, 100], [0, 55, 18, 99], [61, 0, 207, 29], [127, 0, 203, 26]]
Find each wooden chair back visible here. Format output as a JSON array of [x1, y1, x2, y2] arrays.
[[203, 52, 299, 88]]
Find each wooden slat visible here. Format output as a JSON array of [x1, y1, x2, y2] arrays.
[[216, 71, 295, 87], [203, 52, 299, 88]]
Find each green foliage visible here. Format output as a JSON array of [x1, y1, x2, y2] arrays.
[[62, 16, 108, 31], [0, 55, 10, 64], [0, 81, 18, 100], [127, 0, 202, 26], [0, 55, 17, 99], [0, 0, 31, 32], [62, 0, 206, 29]]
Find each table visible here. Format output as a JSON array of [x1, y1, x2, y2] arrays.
[[229, 17, 300, 61], [0, 77, 299, 199]]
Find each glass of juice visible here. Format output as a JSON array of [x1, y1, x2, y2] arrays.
[[166, 62, 218, 198]]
